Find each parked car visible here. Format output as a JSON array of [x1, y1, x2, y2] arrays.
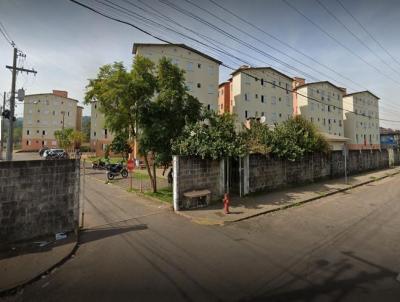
[[45, 149, 69, 160], [38, 147, 49, 157]]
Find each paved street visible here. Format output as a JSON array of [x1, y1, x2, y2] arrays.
[[4, 172, 400, 302]]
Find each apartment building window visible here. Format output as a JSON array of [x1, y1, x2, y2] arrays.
[[93, 131, 96, 137], [42, 130, 46, 135], [37, 120, 40, 123], [328, 119, 331, 124], [52, 110, 55, 115], [261, 112, 265, 117], [245, 110, 248, 118], [37, 109, 40, 113], [208, 85, 214, 94], [255, 94, 258, 99], [245, 93, 250, 101], [272, 96, 276, 105], [311, 117, 314, 122], [104, 129, 108, 139], [272, 80, 276, 88], [328, 106, 331, 112], [207, 104, 211, 110], [279, 113, 282, 118], [261, 95, 265, 103], [279, 97, 282, 102], [261, 79, 264, 86], [285, 83, 289, 94], [197, 83, 201, 88], [272, 112, 277, 122], [26, 130, 29, 135], [197, 63, 201, 69], [356, 134, 359, 142], [172, 58, 179, 65], [36, 130, 39, 134], [187, 82, 193, 92], [208, 66, 213, 75], [310, 102, 314, 111], [339, 120, 342, 127], [94, 104, 97, 109], [67, 112, 70, 117], [323, 118, 326, 125], [186, 62, 193, 71]]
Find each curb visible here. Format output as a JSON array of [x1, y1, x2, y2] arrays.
[[179, 168, 400, 226], [0, 231, 80, 297]]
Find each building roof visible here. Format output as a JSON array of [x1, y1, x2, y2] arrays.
[[294, 81, 343, 92], [230, 66, 292, 80], [218, 81, 230, 87], [25, 93, 79, 103], [132, 43, 222, 65], [380, 127, 400, 135], [344, 90, 380, 100]]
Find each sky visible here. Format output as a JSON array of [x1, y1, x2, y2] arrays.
[[1, 0, 400, 128]]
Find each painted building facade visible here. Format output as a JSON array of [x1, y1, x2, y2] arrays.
[[294, 81, 345, 137], [218, 81, 231, 114], [343, 91, 380, 149], [90, 101, 114, 155], [229, 66, 293, 127], [22, 90, 82, 151]]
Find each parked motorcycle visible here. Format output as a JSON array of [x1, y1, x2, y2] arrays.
[[106, 162, 128, 180], [92, 158, 109, 170]]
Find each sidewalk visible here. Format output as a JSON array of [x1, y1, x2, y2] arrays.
[[177, 167, 400, 225], [0, 233, 77, 295]]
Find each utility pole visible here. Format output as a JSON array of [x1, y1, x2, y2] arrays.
[[0, 92, 5, 160], [5, 47, 37, 160]]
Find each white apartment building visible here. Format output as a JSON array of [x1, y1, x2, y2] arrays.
[[133, 43, 221, 110], [90, 101, 114, 155], [343, 91, 380, 149], [293, 81, 345, 137], [22, 90, 82, 151], [229, 66, 293, 127]]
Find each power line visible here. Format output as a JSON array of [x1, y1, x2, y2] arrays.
[[336, 0, 400, 69], [69, 0, 400, 123], [160, 0, 400, 115], [0, 21, 14, 47], [281, 0, 400, 88], [206, 0, 400, 115], [314, 0, 400, 79]]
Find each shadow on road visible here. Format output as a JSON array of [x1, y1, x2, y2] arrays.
[[80, 224, 148, 245]]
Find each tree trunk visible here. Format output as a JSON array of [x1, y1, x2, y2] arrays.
[[144, 153, 156, 192], [152, 152, 157, 193]]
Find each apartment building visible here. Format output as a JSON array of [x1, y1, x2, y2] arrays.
[[293, 80, 345, 137], [343, 91, 380, 149], [90, 101, 114, 155], [229, 66, 293, 127], [22, 90, 82, 151], [133, 43, 221, 110], [218, 81, 231, 114]]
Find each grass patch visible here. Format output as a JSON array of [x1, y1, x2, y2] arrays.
[[144, 187, 173, 204], [369, 176, 377, 180]]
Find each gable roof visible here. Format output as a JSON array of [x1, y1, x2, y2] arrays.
[[344, 90, 379, 100], [294, 81, 343, 92], [230, 66, 292, 81], [132, 43, 222, 65]]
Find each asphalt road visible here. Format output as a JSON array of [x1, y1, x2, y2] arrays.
[[4, 172, 400, 302]]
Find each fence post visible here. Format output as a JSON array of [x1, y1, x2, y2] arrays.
[[173, 155, 179, 211]]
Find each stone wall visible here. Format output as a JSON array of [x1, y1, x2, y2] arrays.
[[249, 149, 396, 193], [173, 156, 223, 209], [0, 159, 80, 244]]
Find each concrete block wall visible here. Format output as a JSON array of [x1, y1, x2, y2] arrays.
[[0, 159, 80, 244], [174, 156, 222, 209]]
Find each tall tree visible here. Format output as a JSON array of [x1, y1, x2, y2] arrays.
[[138, 57, 202, 191], [85, 57, 157, 138]]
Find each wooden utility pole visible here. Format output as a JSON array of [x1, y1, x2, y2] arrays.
[[0, 92, 5, 160], [5, 47, 37, 160]]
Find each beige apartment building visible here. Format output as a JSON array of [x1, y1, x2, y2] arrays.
[[133, 43, 221, 110], [293, 80, 345, 137], [22, 90, 82, 151], [90, 101, 114, 155], [343, 91, 380, 149], [228, 66, 293, 127], [91, 43, 222, 156]]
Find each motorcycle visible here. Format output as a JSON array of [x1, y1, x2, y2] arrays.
[[106, 162, 128, 180], [92, 158, 109, 170]]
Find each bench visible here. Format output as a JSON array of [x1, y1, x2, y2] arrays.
[[182, 189, 211, 209]]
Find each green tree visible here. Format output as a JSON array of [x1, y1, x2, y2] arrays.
[[85, 57, 157, 138], [269, 116, 329, 161], [81, 116, 91, 142], [110, 132, 132, 160], [139, 57, 202, 191], [172, 111, 246, 160], [54, 128, 74, 149], [70, 130, 84, 149]]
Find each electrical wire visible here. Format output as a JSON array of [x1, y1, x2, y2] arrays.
[[69, 0, 400, 123], [281, 0, 400, 87]]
